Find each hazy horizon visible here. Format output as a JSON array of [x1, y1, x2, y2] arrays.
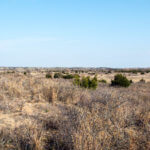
[[0, 0, 150, 68]]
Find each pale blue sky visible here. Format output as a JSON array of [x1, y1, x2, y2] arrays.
[[0, 0, 150, 68]]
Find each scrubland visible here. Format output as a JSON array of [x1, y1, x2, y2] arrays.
[[0, 71, 149, 150]]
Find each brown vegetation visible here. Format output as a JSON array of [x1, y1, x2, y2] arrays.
[[0, 72, 149, 150]]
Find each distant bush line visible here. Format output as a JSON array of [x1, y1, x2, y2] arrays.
[[114, 69, 150, 74], [46, 72, 146, 88]]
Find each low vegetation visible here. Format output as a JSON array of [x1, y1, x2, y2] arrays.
[[54, 73, 76, 79], [74, 76, 98, 89], [62, 74, 74, 79], [140, 78, 146, 83], [99, 79, 107, 83], [115, 69, 150, 74], [0, 70, 149, 150], [46, 73, 52, 78], [111, 74, 131, 87], [54, 73, 62, 78]]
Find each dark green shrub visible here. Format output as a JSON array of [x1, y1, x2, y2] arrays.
[[141, 72, 145, 75], [24, 72, 27, 75], [63, 74, 74, 79], [132, 70, 138, 74], [46, 73, 52, 78], [7, 71, 15, 74], [111, 74, 131, 87], [130, 80, 133, 84], [99, 79, 107, 83], [54, 73, 62, 78], [62, 71, 65, 74], [88, 72, 95, 75]]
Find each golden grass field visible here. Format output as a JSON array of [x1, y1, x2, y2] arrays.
[[0, 69, 149, 150]]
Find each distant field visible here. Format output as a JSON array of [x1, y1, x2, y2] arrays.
[[0, 68, 149, 150], [97, 72, 150, 83], [0, 67, 150, 83]]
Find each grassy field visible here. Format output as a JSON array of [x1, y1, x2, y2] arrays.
[[0, 69, 149, 150]]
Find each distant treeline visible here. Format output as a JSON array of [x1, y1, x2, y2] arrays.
[[114, 69, 150, 74], [1, 67, 150, 74]]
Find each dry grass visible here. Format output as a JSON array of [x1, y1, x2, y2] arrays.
[[96, 72, 150, 83], [0, 72, 149, 150]]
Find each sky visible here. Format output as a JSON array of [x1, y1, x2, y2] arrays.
[[0, 0, 150, 68]]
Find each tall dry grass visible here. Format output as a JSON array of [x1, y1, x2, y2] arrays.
[[0, 73, 149, 150]]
